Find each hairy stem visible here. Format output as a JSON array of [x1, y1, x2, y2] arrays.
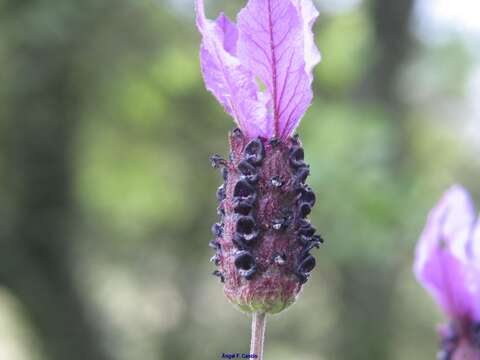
[[250, 312, 267, 360]]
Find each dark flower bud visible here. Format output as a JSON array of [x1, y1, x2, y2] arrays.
[[211, 222, 223, 237], [298, 219, 316, 237], [244, 138, 265, 165], [234, 179, 255, 198], [238, 160, 259, 184], [436, 324, 459, 360], [294, 166, 310, 185], [299, 203, 312, 218], [216, 184, 226, 201], [238, 159, 257, 175], [298, 234, 310, 245], [298, 254, 316, 273], [234, 199, 254, 215], [234, 251, 257, 280], [210, 254, 220, 266], [242, 174, 260, 185], [234, 250, 255, 270], [210, 154, 227, 168], [269, 138, 280, 147], [303, 241, 320, 253], [233, 233, 248, 249], [242, 267, 257, 280], [297, 186, 316, 207], [311, 234, 324, 246], [471, 323, 480, 347], [295, 272, 308, 284], [289, 145, 305, 168], [236, 216, 259, 243], [298, 245, 313, 261], [232, 128, 242, 138], [222, 167, 229, 182]]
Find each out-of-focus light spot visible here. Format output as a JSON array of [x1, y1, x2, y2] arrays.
[[152, 47, 199, 95], [160, 0, 191, 15], [93, 265, 186, 335], [314, 0, 362, 14], [161, 0, 363, 18], [423, 0, 480, 32], [192, 273, 239, 325], [80, 253, 185, 360], [465, 66, 480, 152], [0, 288, 41, 360], [416, 0, 480, 44], [268, 346, 326, 360]]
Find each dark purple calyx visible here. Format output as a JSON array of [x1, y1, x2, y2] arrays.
[[207, 129, 323, 314], [438, 322, 480, 360], [471, 323, 480, 347]]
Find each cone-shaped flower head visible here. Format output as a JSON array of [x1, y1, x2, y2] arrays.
[[414, 185, 480, 359], [196, 0, 322, 314]]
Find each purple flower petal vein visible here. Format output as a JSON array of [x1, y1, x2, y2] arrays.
[[195, 0, 320, 140]]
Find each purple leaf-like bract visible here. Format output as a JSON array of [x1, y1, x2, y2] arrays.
[[196, 1, 269, 138], [237, 0, 319, 139], [414, 185, 480, 322], [195, 0, 320, 140]]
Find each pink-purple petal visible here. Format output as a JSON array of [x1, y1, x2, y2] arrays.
[[237, 0, 320, 139], [472, 218, 480, 261], [195, 0, 269, 139], [298, 0, 322, 73], [414, 185, 479, 320], [471, 218, 480, 320], [216, 13, 238, 56]]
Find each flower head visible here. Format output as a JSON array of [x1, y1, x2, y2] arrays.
[[195, 0, 320, 140], [198, 0, 323, 315], [209, 131, 323, 314], [414, 185, 480, 358]]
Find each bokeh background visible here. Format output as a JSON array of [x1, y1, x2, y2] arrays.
[[0, 0, 479, 359]]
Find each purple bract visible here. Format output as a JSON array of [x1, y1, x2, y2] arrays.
[[195, 0, 320, 140], [414, 185, 480, 359]]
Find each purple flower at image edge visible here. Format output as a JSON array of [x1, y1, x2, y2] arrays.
[[414, 185, 480, 359]]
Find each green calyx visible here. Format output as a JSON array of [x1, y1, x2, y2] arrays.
[[229, 295, 296, 315]]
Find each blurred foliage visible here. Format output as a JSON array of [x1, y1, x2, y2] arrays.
[[0, 0, 479, 360]]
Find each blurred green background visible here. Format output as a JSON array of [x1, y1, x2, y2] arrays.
[[0, 0, 479, 359]]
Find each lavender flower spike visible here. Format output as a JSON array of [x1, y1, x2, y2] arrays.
[[197, 2, 322, 355], [197, 0, 322, 321], [414, 185, 480, 360]]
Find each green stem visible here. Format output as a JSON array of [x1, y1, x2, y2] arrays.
[[250, 312, 267, 360]]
